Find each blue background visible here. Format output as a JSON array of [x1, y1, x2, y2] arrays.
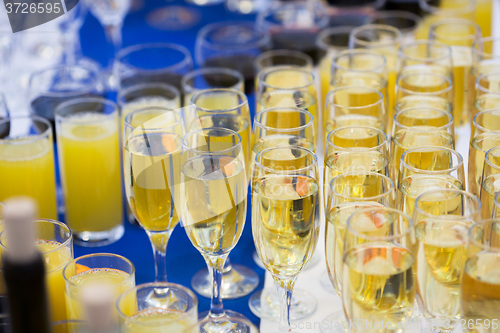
[[75, 0, 263, 326]]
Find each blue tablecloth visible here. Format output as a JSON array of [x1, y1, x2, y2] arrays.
[[76, 0, 263, 326]]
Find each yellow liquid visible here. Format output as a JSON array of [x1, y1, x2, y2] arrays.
[[58, 113, 123, 234], [182, 156, 247, 258], [468, 133, 500, 198], [125, 132, 183, 232], [480, 175, 500, 219], [387, 70, 397, 133], [475, 0, 492, 41], [452, 47, 473, 127], [395, 96, 451, 115], [37, 240, 73, 322], [343, 244, 415, 333], [253, 174, 319, 282], [0, 137, 57, 220], [123, 308, 196, 333], [462, 252, 500, 333], [65, 268, 135, 320], [320, 56, 332, 111]]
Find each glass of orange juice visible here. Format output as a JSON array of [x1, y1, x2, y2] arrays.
[[55, 98, 124, 246], [0, 219, 73, 323]]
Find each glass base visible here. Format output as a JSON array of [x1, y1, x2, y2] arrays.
[[249, 288, 317, 321], [73, 224, 124, 247], [147, 6, 200, 31], [198, 310, 251, 333], [319, 271, 336, 294], [191, 264, 260, 299], [320, 312, 349, 333], [253, 250, 320, 271]]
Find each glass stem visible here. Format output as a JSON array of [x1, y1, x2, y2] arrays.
[[223, 256, 233, 274], [105, 23, 123, 64], [277, 280, 294, 333], [206, 255, 228, 318], [146, 230, 172, 282], [60, 29, 78, 65]]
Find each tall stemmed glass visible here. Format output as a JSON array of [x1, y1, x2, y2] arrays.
[[181, 128, 249, 329], [252, 146, 321, 332], [123, 108, 185, 282]]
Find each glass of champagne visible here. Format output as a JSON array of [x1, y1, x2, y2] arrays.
[[63, 253, 136, 320], [252, 146, 320, 332], [394, 72, 453, 115], [256, 66, 317, 130], [429, 18, 481, 129], [469, 129, 500, 198], [181, 68, 244, 106], [368, 11, 421, 42], [28, 65, 103, 129], [480, 146, 500, 219], [123, 108, 184, 282], [116, 282, 198, 332], [413, 189, 481, 332], [0, 116, 57, 220], [195, 21, 270, 93], [115, 43, 193, 91], [398, 40, 453, 77], [324, 86, 386, 133], [118, 83, 181, 123], [399, 146, 465, 186], [470, 37, 500, 111], [181, 128, 249, 330], [56, 97, 124, 246], [391, 107, 455, 183], [349, 24, 402, 123], [472, 109, 500, 138], [343, 207, 416, 333], [315, 27, 352, 106], [473, 73, 500, 119], [416, 0, 476, 40], [0, 219, 73, 323], [461, 219, 500, 332], [255, 49, 313, 73]]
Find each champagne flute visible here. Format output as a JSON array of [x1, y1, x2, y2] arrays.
[[461, 219, 500, 332], [469, 126, 500, 198], [324, 86, 386, 133], [252, 146, 320, 332], [473, 73, 500, 119], [414, 189, 481, 332], [343, 207, 416, 333], [123, 107, 185, 282], [480, 146, 500, 219], [255, 49, 313, 73], [470, 37, 500, 111], [398, 40, 453, 77], [472, 109, 500, 139], [181, 128, 249, 330]]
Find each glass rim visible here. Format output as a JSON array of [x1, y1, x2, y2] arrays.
[[396, 71, 453, 96], [55, 97, 119, 123], [116, 282, 198, 323], [326, 85, 385, 110], [401, 146, 463, 175], [475, 72, 500, 94], [429, 18, 481, 42], [349, 24, 402, 48], [316, 26, 355, 51], [181, 67, 244, 91], [473, 109, 500, 134], [258, 66, 315, 91], [63, 253, 135, 286], [473, 36, 500, 58], [0, 115, 52, 144], [196, 20, 270, 51], [369, 10, 421, 33], [29, 64, 100, 98], [181, 127, 242, 155], [419, 0, 476, 15], [117, 82, 181, 106], [330, 171, 394, 202], [346, 206, 413, 242], [484, 145, 500, 172], [326, 125, 388, 151], [333, 49, 387, 73], [414, 188, 481, 220], [253, 145, 318, 175], [393, 106, 453, 132], [124, 107, 183, 133], [116, 42, 192, 73], [191, 88, 248, 113], [254, 107, 314, 132], [398, 39, 452, 62], [0, 218, 72, 255], [255, 49, 313, 70], [468, 218, 500, 251]]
